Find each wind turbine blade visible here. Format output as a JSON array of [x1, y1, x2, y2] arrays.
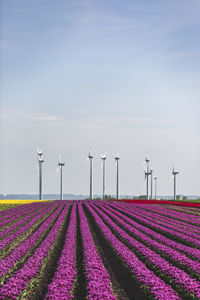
[[100, 160, 103, 173], [142, 179, 146, 194], [89, 145, 92, 156], [59, 153, 62, 162], [169, 175, 173, 184], [142, 162, 146, 172], [55, 167, 60, 176], [85, 157, 89, 164]]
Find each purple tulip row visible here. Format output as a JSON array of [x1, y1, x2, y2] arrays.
[[108, 203, 200, 260], [0, 203, 61, 279], [0, 202, 50, 230], [127, 205, 200, 234], [78, 203, 116, 300], [113, 203, 200, 247], [131, 204, 200, 224], [45, 204, 77, 300], [0, 203, 69, 299], [96, 203, 200, 276], [122, 206, 200, 240], [92, 204, 200, 298], [0, 203, 54, 239], [85, 204, 180, 300], [0, 202, 46, 221], [0, 202, 38, 217], [0, 204, 57, 251]]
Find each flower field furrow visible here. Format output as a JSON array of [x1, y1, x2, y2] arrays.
[[85, 203, 180, 300], [113, 203, 200, 247], [96, 203, 200, 276], [45, 204, 76, 300], [0, 204, 69, 299], [108, 203, 200, 260], [92, 204, 200, 298], [78, 203, 116, 300], [0, 204, 61, 279], [0, 203, 53, 239]]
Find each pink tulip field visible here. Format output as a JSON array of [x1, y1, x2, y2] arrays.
[[0, 200, 200, 299]]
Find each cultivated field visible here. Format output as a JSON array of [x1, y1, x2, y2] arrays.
[[0, 200, 200, 299]]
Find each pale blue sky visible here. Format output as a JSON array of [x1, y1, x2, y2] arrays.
[[0, 0, 200, 196]]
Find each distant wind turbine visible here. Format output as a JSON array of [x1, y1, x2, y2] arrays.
[[85, 146, 93, 199], [56, 153, 65, 200], [112, 153, 120, 199], [143, 157, 151, 200], [37, 148, 44, 200], [101, 154, 107, 199]]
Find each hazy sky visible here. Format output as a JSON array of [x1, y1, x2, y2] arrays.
[[1, 0, 200, 196]]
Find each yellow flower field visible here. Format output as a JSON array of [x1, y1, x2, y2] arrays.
[[0, 200, 50, 211], [0, 199, 49, 204]]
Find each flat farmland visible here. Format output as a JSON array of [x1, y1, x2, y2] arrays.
[[0, 200, 200, 299]]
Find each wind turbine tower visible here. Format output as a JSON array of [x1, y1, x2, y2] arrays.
[[113, 153, 120, 199], [87, 146, 93, 199], [56, 154, 65, 201], [144, 157, 151, 200], [37, 148, 44, 200], [150, 168, 153, 199], [154, 174, 157, 200], [172, 167, 179, 200], [101, 154, 107, 200]]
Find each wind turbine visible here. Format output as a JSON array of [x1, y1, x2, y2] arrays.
[[154, 173, 157, 200], [113, 153, 120, 199], [37, 148, 44, 200], [86, 146, 93, 199], [143, 157, 151, 200], [56, 153, 65, 200], [101, 154, 107, 200], [170, 166, 179, 200]]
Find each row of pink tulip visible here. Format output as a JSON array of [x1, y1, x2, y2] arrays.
[[92, 203, 200, 298], [0, 203, 69, 299], [132, 204, 200, 224], [0, 204, 56, 251], [127, 205, 200, 233], [0, 202, 48, 221], [122, 205, 200, 240], [109, 202, 200, 260], [0, 203, 53, 239], [78, 203, 116, 299], [0, 202, 48, 228], [86, 204, 180, 300], [0, 202, 38, 217], [97, 203, 200, 276], [113, 203, 200, 247], [45, 204, 77, 300], [0, 203, 60, 279]]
